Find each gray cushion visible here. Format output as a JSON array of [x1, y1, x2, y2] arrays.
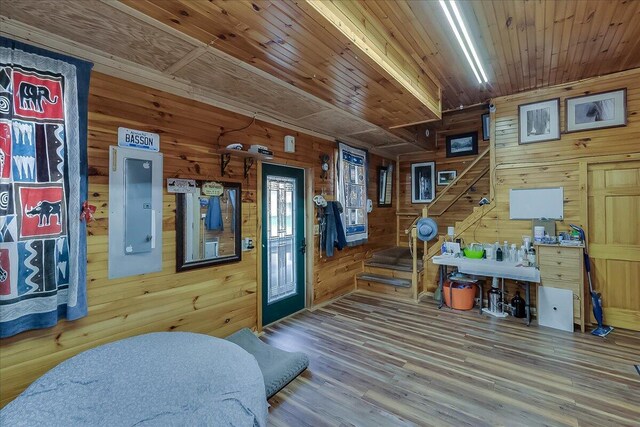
[[226, 328, 309, 399]]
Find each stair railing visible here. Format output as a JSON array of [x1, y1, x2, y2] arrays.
[[404, 217, 421, 301], [427, 146, 490, 217]]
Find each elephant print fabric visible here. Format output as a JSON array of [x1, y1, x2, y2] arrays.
[[12, 69, 64, 121], [0, 65, 67, 296]]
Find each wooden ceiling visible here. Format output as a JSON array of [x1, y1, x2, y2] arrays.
[[123, 0, 640, 110], [2, 0, 640, 157], [121, 0, 442, 128]]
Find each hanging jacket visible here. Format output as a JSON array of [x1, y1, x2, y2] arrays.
[[323, 201, 347, 257], [227, 189, 236, 230], [205, 196, 223, 231]]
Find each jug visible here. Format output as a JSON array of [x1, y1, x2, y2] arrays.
[[511, 291, 526, 318]]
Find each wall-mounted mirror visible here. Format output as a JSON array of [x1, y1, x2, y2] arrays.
[[176, 181, 241, 272]]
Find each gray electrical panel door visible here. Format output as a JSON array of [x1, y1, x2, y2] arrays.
[[124, 158, 153, 254], [109, 146, 163, 279]]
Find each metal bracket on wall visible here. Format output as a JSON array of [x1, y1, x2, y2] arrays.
[[221, 153, 231, 176], [244, 157, 255, 179]]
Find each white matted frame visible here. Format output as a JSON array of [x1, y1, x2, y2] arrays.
[[437, 170, 457, 186], [411, 162, 435, 203], [565, 88, 626, 133], [518, 98, 560, 144]]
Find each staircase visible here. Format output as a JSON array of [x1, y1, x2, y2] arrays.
[[427, 146, 490, 217], [359, 147, 492, 301], [356, 247, 424, 301]]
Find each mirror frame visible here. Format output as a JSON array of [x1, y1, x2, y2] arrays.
[[175, 180, 242, 272]]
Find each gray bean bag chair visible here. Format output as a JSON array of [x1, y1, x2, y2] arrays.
[[226, 328, 309, 399], [0, 332, 267, 427]]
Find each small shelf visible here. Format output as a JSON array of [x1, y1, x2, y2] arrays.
[[216, 148, 273, 178]]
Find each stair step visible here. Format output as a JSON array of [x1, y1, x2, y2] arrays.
[[370, 247, 424, 266], [356, 273, 412, 288], [364, 260, 423, 272]]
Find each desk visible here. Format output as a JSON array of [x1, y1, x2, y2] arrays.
[[432, 256, 541, 325]]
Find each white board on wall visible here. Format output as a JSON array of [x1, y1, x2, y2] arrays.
[[509, 187, 564, 219]]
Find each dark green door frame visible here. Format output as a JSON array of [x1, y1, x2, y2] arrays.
[[261, 163, 306, 326]]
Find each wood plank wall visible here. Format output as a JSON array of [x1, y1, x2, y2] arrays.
[[397, 106, 490, 245], [455, 67, 640, 306], [0, 72, 396, 406]]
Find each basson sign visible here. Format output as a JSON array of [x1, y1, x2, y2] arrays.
[[117, 127, 160, 152]]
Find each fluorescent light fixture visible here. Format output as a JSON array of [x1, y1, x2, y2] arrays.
[[439, 0, 487, 84], [449, 0, 488, 83]]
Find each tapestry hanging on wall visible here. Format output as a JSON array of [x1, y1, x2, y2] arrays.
[[337, 142, 368, 246], [0, 37, 92, 338]]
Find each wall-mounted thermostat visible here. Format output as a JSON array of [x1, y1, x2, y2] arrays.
[[284, 135, 295, 153]]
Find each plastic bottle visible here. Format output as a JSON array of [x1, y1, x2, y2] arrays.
[[503, 241, 509, 257], [496, 246, 503, 261], [510, 244, 517, 262]]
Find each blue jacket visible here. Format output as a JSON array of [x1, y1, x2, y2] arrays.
[[323, 201, 347, 257]]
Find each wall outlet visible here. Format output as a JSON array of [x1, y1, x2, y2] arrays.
[[242, 238, 254, 251], [314, 224, 320, 235]]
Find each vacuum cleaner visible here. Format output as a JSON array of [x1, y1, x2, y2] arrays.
[[569, 224, 614, 337]]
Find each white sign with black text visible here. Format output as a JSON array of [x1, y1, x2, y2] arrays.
[[167, 178, 197, 193], [118, 127, 160, 152]]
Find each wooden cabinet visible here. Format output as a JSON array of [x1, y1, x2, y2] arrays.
[[536, 244, 587, 332]]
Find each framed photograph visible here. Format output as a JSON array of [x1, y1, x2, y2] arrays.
[[377, 164, 393, 207], [446, 132, 478, 158], [437, 170, 457, 186], [565, 88, 626, 133], [411, 162, 435, 203], [518, 98, 560, 144], [482, 113, 490, 140]]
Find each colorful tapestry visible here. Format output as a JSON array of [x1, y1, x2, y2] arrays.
[[0, 38, 92, 338], [337, 142, 368, 246]]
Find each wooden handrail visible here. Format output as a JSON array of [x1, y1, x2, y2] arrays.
[[429, 165, 490, 216], [428, 146, 490, 217], [404, 215, 421, 234]]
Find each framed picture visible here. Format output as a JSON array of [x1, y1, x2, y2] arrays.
[[518, 98, 560, 144], [565, 88, 626, 133], [446, 132, 478, 158], [437, 170, 457, 186], [377, 164, 393, 207], [411, 162, 435, 203], [482, 113, 490, 140]]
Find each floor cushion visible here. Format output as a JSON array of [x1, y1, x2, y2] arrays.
[[226, 328, 309, 399]]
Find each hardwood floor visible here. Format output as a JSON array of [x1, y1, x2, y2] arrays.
[[262, 292, 640, 427]]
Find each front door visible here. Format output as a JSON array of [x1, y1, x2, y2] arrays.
[[586, 160, 640, 330], [261, 164, 306, 326]]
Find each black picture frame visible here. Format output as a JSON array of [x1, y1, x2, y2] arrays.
[[446, 131, 478, 158], [482, 113, 490, 140], [411, 161, 435, 203], [377, 165, 393, 207]]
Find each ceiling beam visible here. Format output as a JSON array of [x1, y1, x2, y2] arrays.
[[302, 0, 442, 122]]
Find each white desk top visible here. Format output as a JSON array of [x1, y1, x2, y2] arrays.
[[432, 256, 541, 283]]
